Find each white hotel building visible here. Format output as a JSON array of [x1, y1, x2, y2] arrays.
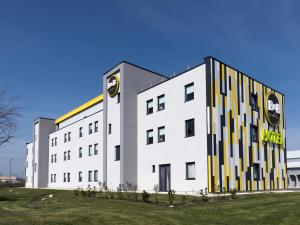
[[25, 57, 287, 193]]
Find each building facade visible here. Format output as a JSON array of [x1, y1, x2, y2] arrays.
[[25, 57, 287, 193], [287, 150, 300, 188]]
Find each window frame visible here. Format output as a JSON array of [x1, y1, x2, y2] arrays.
[[146, 99, 154, 115], [250, 93, 258, 111], [185, 82, 194, 102], [146, 129, 154, 145], [88, 145, 92, 156], [157, 94, 165, 111], [94, 143, 98, 155], [251, 125, 258, 143], [89, 123, 93, 135], [79, 127, 83, 138], [157, 126, 165, 143], [185, 119, 195, 137], [94, 121, 98, 133], [186, 162, 196, 180], [115, 145, 120, 161]]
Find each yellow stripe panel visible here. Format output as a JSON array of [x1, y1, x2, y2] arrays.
[[55, 94, 103, 124]]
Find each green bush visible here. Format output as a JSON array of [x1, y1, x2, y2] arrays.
[[142, 190, 150, 203], [153, 184, 159, 203], [168, 189, 176, 206]]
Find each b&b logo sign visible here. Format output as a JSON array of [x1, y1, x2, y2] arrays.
[[265, 92, 280, 127], [107, 74, 119, 97]]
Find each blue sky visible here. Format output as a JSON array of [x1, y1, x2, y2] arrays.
[[1, 0, 299, 177]]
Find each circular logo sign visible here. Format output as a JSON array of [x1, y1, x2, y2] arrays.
[[265, 92, 280, 127], [107, 74, 119, 97]]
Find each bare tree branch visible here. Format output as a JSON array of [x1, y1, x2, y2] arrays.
[[0, 90, 20, 147]]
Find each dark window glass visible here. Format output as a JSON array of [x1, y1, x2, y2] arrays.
[[94, 144, 98, 155], [63, 173, 66, 182], [89, 123, 93, 135], [157, 95, 165, 111], [88, 145, 92, 156], [68, 132, 71, 141], [152, 165, 155, 173], [147, 129, 153, 144], [67, 150, 71, 160], [79, 127, 83, 137], [108, 124, 112, 134], [185, 83, 194, 102], [51, 155, 53, 163], [253, 163, 260, 181], [78, 172, 82, 182], [117, 93, 120, 104], [88, 171, 92, 182], [146, 99, 153, 115], [79, 147, 82, 158], [251, 94, 258, 111], [67, 172, 70, 182], [94, 121, 98, 133], [158, 126, 165, 142], [251, 125, 258, 142], [185, 119, 195, 137], [55, 137, 57, 146], [186, 162, 195, 180], [94, 170, 98, 182], [64, 151, 66, 161], [115, 145, 120, 161], [64, 134, 67, 143]]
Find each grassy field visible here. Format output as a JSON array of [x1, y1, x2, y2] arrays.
[[0, 187, 300, 225]]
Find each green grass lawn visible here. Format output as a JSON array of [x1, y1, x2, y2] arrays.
[[0, 187, 300, 225]]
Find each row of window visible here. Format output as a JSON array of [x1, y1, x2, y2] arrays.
[[146, 82, 194, 115], [146, 119, 195, 144], [50, 144, 99, 163], [51, 121, 99, 147], [57, 170, 98, 183]]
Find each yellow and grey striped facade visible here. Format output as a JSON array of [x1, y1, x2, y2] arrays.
[[205, 57, 286, 192]]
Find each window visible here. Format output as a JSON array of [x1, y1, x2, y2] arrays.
[[54, 154, 57, 162], [34, 163, 37, 172], [67, 150, 71, 160], [51, 155, 53, 163], [147, 129, 153, 144], [94, 121, 98, 133], [78, 171, 82, 182], [89, 145, 92, 156], [88, 171, 92, 182], [108, 124, 112, 134], [117, 93, 120, 104], [94, 170, 98, 182], [158, 126, 165, 143], [63, 173, 66, 182], [54, 174, 56, 183], [51, 139, 54, 147], [79, 127, 83, 138], [51, 174, 53, 183], [89, 123, 93, 135], [64, 133, 67, 143], [157, 95, 165, 111], [251, 125, 258, 143], [68, 132, 71, 141], [185, 119, 195, 137], [79, 147, 82, 158], [67, 172, 70, 182], [253, 163, 260, 181], [152, 165, 155, 173], [185, 83, 194, 102], [94, 144, 98, 155], [146, 99, 153, 115], [64, 151, 67, 161], [186, 162, 195, 180], [250, 93, 258, 111], [115, 145, 120, 161], [55, 137, 57, 146]]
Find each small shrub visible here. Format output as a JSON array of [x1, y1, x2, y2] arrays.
[[116, 184, 123, 199], [74, 188, 80, 196], [200, 188, 209, 202], [153, 184, 159, 203], [229, 188, 237, 199], [80, 189, 87, 197], [133, 184, 138, 201], [181, 195, 186, 205], [142, 190, 150, 203], [167, 189, 176, 206]]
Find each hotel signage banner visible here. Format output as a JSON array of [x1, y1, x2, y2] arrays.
[[107, 73, 119, 97], [265, 92, 281, 127]]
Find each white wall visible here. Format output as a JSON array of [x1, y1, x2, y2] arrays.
[[137, 64, 208, 193], [25, 142, 33, 188], [48, 102, 103, 189]]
